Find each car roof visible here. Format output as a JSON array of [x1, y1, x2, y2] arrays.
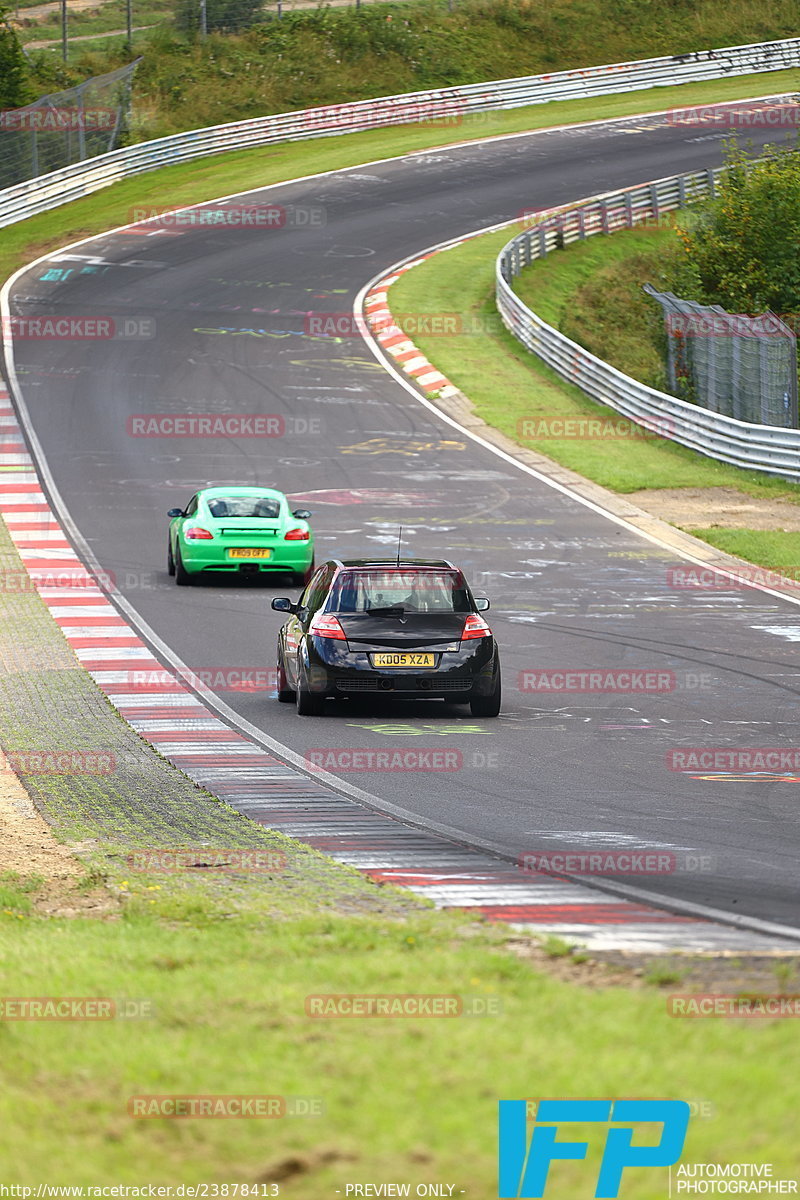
[[336, 558, 457, 570], [198, 486, 285, 499]]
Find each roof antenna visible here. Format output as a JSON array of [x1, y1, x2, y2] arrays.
[[396, 525, 403, 568]]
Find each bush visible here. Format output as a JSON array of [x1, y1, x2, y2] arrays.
[[674, 140, 800, 316]]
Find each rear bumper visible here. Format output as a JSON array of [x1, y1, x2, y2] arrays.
[[305, 637, 498, 698], [181, 541, 312, 573]]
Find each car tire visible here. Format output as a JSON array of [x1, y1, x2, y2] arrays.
[[292, 556, 315, 588], [175, 544, 192, 586], [167, 537, 175, 577], [470, 667, 501, 718], [276, 649, 295, 703], [296, 662, 324, 716]]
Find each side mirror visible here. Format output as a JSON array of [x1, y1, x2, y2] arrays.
[[272, 597, 297, 614], [474, 597, 490, 612], [292, 509, 312, 520], [167, 508, 183, 518]]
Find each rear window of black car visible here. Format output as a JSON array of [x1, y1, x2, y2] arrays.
[[205, 496, 280, 518], [326, 569, 471, 614]]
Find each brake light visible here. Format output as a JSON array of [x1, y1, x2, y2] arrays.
[[184, 526, 214, 540], [310, 613, 347, 640], [284, 528, 310, 541], [461, 613, 491, 640]]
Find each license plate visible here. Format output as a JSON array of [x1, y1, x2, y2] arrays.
[[228, 548, 272, 559], [372, 652, 435, 668]]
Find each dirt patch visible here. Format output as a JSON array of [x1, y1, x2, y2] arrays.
[[626, 487, 800, 531], [509, 937, 800, 994], [0, 768, 117, 918]]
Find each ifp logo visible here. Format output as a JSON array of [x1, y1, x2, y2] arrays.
[[498, 1099, 690, 1197]]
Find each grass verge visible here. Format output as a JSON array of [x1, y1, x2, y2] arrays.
[[387, 217, 800, 574], [2, 860, 800, 1188]]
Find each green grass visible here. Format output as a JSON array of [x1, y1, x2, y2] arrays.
[[687, 528, 800, 574], [19, 0, 172, 44], [389, 222, 800, 507], [514, 221, 681, 390], [0, 871, 42, 914], [23, 0, 800, 140], [2, 864, 799, 1188]]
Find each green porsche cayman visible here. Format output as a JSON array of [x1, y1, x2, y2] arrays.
[[167, 486, 314, 586]]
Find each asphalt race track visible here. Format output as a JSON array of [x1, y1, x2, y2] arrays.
[[6, 101, 800, 932]]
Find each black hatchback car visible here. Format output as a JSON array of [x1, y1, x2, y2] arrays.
[[272, 558, 501, 717]]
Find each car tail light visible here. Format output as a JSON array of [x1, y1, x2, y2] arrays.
[[309, 613, 347, 640], [461, 613, 491, 640], [184, 526, 214, 540], [284, 528, 310, 541]]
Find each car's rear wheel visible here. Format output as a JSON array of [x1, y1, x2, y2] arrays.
[[276, 648, 295, 703], [167, 537, 175, 577], [470, 667, 501, 718], [174, 544, 192, 586], [296, 662, 324, 716]]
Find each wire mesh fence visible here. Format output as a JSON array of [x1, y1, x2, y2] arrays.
[[644, 285, 798, 429], [0, 61, 139, 190]]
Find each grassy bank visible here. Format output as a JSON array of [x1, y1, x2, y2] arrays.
[[390, 226, 800, 494], [3, 855, 800, 1188], [23, 0, 800, 138], [513, 221, 681, 391]]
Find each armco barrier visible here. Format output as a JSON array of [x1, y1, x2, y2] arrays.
[[496, 159, 800, 481], [1, 37, 800, 231]]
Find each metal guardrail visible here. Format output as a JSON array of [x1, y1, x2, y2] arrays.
[[1, 36, 800, 230], [496, 158, 800, 481]]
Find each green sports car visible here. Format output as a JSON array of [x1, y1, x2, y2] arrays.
[[167, 486, 314, 586]]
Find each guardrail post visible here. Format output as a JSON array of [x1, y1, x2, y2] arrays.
[[650, 183, 660, 224], [678, 175, 686, 207], [601, 201, 609, 234], [624, 194, 633, 228], [707, 168, 716, 198], [578, 209, 586, 240], [538, 228, 547, 258]]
